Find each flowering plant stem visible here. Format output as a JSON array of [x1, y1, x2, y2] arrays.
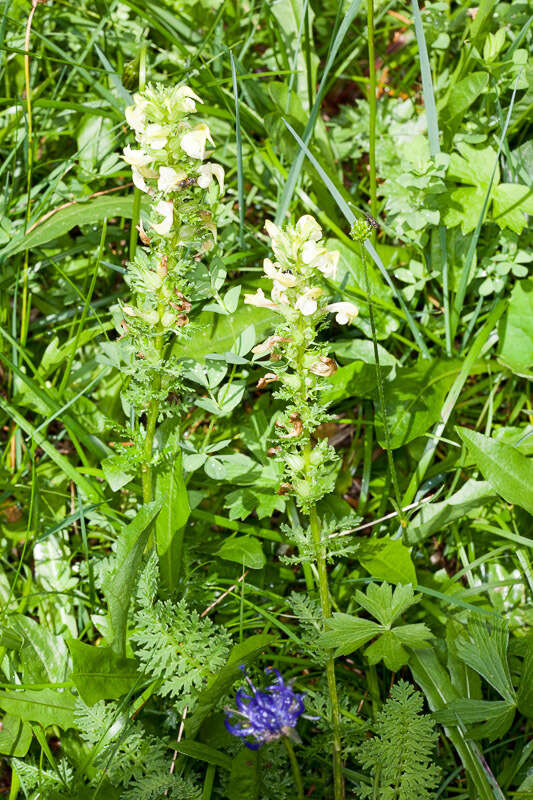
[[309, 503, 344, 799], [141, 339, 162, 506], [358, 236, 403, 521], [367, 0, 377, 222], [283, 737, 305, 800]]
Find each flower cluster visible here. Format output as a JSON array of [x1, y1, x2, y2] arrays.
[[122, 83, 224, 253], [245, 215, 358, 325], [247, 215, 359, 509], [225, 668, 306, 749], [115, 82, 226, 410]]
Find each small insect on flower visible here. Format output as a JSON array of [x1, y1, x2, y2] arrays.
[[225, 667, 307, 749]]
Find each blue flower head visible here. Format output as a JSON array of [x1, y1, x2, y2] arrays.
[[225, 666, 306, 749]]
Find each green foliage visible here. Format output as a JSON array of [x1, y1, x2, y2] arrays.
[[131, 554, 231, 709], [1, 0, 532, 797], [356, 680, 441, 800], [320, 583, 433, 670]]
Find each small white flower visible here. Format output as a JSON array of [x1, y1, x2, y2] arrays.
[[271, 283, 289, 305], [244, 288, 278, 310], [122, 145, 153, 168], [132, 167, 150, 194], [175, 85, 203, 113], [197, 162, 225, 193], [263, 258, 298, 288], [158, 166, 187, 193], [180, 123, 214, 159], [152, 200, 174, 236], [325, 301, 359, 324], [295, 214, 322, 242], [140, 123, 169, 150], [301, 241, 339, 279], [125, 103, 146, 132], [264, 220, 282, 241], [295, 287, 323, 316]]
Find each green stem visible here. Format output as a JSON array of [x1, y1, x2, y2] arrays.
[[283, 737, 305, 800], [141, 335, 163, 505], [360, 242, 403, 521], [308, 502, 344, 800], [367, 0, 377, 223]]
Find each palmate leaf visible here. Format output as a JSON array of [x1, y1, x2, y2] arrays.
[[320, 583, 433, 669], [319, 616, 381, 657], [355, 582, 419, 627]]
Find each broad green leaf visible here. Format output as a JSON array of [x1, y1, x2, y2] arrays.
[[101, 454, 135, 492], [321, 361, 392, 406], [442, 72, 489, 121], [0, 715, 33, 757], [434, 699, 516, 742], [10, 615, 69, 684], [448, 143, 498, 188], [358, 537, 416, 585], [492, 183, 533, 234], [455, 617, 515, 705], [217, 535, 266, 570], [186, 633, 275, 738], [319, 615, 381, 657], [437, 697, 516, 742], [333, 339, 397, 367], [405, 480, 495, 544], [155, 449, 190, 590], [499, 278, 533, 374], [226, 747, 260, 800], [0, 689, 76, 730], [457, 427, 533, 515], [104, 500, 163, 657], [375, 359, 463, 449], [172, 305, 278, 362], [67, 640, 138, 705], [174, 739, 232, 771], [1, 195, 136, 258]]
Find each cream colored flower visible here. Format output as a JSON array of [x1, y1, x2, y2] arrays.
[[197, 162, 225, 193], [152, 200, 174, 236], [263, 258, 298, 288], [180, 123, 214, 159], [244, 288, 278, 310], [140, 123, 169, 150], [295, 214, 322, 242], [271, 283, 289, 306], [174, 85, 203, 113], [122, 145, 152, 167], [301, 241, 339, 279], [132, 167, 150, 194], [295, 287, 323, 316], [264, 220, 282, 241], [158, 166, 187, 193], [124, 103, 146, 133], [325, 301, 359, 324]]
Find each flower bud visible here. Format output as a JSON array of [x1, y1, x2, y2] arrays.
[[309, 356, 338, 377], [256, 373, 278, 390]]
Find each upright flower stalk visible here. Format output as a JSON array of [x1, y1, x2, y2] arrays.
[[119, 85, 224, 503], [246, 216, 358, 799]]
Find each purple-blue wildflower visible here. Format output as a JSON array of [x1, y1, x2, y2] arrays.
[[225, 667, 306, 749]]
